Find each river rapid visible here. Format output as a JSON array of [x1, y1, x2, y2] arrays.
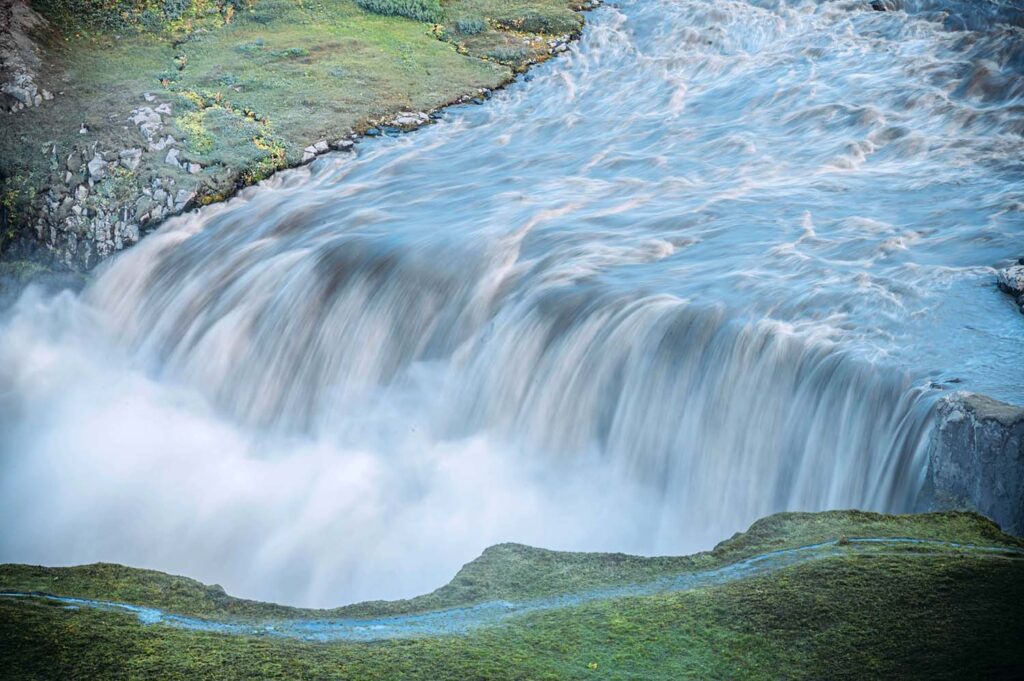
[[1, 0, 1022, 606]]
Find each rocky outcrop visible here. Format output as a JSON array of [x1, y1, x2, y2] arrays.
[[926, 392, 1024, 535], [997, 263, 1024, 315]]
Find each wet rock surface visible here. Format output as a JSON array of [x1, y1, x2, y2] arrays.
[[927, 392, 1024, 535], [997, 262, 1024, 315]]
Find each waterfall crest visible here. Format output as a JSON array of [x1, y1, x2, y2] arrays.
[[1, 0, 1021, 605]]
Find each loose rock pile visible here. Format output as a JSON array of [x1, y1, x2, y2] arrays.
[[26, 95, 209, 268]]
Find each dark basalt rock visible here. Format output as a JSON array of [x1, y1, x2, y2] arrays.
[[997, 264, 1024, 315], [924, 392, 1024, 535]]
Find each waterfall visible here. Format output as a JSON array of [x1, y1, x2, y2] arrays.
[[1, 0, 1020, 605]]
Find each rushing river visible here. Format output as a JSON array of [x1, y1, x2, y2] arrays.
[[1, 0, 1022, 606]]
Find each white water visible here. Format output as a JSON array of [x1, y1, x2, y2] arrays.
[[1, 0, 1022, 606]]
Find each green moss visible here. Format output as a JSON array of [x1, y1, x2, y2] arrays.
[[444, 0, 582, 36], [268, 46, 310, 59], [486, 44, 529, 63], [2, 511, 1019, 621], [175, 110, 216, 153], [453, 16, 486, 35], [4, 0, 586, 264], [355, 0, 442, 23], [708, 509, 1022, 561], [1, 511, 1022, 680], [30, 0, 250, 35]]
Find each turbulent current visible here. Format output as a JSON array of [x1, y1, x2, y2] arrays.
[[1, 0, 1023, 606]]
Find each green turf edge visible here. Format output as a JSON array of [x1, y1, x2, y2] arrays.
[[2, 510, 1019, 622], [2, 514, 1022, 680]]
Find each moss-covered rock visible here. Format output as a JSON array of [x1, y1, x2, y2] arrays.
[[1, 511, 1022, 679]]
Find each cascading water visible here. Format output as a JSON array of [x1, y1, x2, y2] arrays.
[[1, 0, 1021, 606]]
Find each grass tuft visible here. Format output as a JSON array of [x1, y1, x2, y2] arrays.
[[355, 0, 442, 23]]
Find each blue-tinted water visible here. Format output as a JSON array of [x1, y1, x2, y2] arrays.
[[0, 0, 1021, 606]]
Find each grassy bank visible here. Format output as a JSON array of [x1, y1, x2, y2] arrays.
[[2, 511, 1022, 679], [0, 0, 587, 272]]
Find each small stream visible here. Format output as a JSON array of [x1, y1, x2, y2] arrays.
[[4, 538, 1022, 641]]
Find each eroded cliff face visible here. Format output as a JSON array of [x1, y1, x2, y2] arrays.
[[0, 0, 50, 113], [927, 392, 1024, 535]]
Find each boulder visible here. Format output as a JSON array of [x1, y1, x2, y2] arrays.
[[925, 392, 1024, 535], [997, 264, 1024, 315], [997, 264, 1024, 297], [394, 115, 421, 127], [130, 107, 163, 140], [173, 189, 195, 210], [86, 153, 106, 180], [119, 148, 142, 171], [149, 135, 176, 152]]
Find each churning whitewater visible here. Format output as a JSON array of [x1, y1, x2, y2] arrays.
[[1, 0, 1022, 606]]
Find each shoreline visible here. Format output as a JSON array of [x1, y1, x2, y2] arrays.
[[0, 0, 599, 278]]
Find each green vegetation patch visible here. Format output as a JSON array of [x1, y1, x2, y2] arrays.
[[30, 0, 252, 34], [1, 511, 1022, 680], [356, 0, 442, 23], [166, 0, 509, 163], [3, 0, 585, 267], [435, 0, 582, 69], [2, 510, 1019, 622], [453, 16, 486, 35]]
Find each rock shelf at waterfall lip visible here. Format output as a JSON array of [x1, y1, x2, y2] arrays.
[[997, 262, 1024, 315], [0, 0, 598, 274], [2, 534, 1023, 642]]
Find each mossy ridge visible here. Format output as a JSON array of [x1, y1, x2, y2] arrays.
[[2, 521, 1023, 680], [709, 509, 1024, 560], [2, 510, 1019, 624], [349, 509, 1023, 616]]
